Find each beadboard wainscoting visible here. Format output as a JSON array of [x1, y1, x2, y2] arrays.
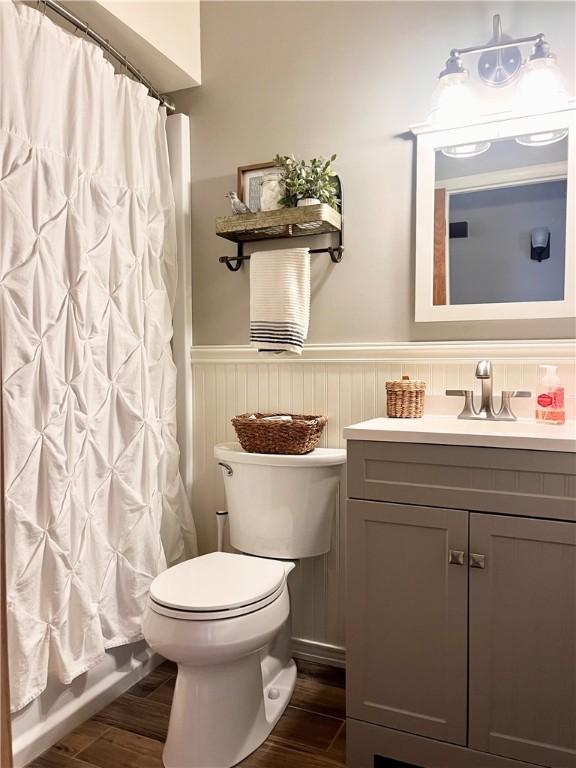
[[190, 341, 576, 662]]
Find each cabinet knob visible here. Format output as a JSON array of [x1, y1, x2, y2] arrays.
[[448, 549, 465, 565], [470, 553, 486, 569]]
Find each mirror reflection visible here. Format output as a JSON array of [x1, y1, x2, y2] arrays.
[[433, 134, 568, 306]]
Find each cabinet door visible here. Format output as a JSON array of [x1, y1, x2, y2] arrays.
[[469, 513, 576, 768], [347, 500, 468, 745]]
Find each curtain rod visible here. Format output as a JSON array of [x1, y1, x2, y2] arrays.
[[37, 0, 176, 112]]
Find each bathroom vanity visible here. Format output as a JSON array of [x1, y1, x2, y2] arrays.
[[344, 418, 576, 768]]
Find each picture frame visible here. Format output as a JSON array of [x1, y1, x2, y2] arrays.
[[237, 162, 279, 212]]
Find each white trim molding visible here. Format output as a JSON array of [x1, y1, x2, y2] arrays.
[[191, 340, 576, 365], [167, 114, 194, 503], [291, 638, 346, 669], [409, 99, 576, 135], [436, 161, 568, 193]]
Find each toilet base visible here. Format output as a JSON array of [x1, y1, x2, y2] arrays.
[[162, 653, 297, 768]]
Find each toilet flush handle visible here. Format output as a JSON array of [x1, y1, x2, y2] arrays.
[[218, 461, 233, 476]]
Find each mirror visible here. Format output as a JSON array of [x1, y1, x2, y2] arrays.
[[414, 109, 575, 322], [435, 135, 567, 306]]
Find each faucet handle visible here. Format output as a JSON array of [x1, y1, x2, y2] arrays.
[[498, 390, 532, 421], [501, 390, 531, 398], [446, 389, 476, 419]]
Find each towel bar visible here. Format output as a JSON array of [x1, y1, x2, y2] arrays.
[[219, 243, 344, 272]]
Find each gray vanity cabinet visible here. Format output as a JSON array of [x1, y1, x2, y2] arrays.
[[346, 440, 576, 768], [346, 500, 469, 746], [469, 513, 576, 768]]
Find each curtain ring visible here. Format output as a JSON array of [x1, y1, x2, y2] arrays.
[[41, 0, 47, 17]]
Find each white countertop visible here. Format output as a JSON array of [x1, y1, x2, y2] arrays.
[[343, 416, 576, 452]]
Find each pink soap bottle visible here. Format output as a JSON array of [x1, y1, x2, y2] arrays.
[[535, 365, 565, 425]]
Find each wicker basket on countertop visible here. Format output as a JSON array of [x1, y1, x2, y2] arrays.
[[232, 413, 327, 455], [386, 376, 426, 418]]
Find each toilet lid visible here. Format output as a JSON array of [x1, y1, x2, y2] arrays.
[[149, 551, 288, 613]]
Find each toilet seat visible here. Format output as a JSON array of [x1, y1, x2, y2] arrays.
[[149, 551, 289, 621]]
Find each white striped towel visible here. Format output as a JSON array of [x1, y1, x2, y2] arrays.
[[250, 248, 311, 356]]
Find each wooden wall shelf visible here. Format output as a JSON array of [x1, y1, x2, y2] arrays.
[[216, 175, 344, 271], [215, 203, 341, 243]]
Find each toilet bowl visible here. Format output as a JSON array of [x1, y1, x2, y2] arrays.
[[143, 442, 346, 768], [143, 552, 295, 768]]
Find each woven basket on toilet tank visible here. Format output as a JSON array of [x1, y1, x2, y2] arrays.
[[385, 376, 426, 418], [231, 413, 327, 454]]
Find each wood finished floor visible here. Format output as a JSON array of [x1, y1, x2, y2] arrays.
[[28, 660, 347, 768]]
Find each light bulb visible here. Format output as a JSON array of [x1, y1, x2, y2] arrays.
[[515, 52, 568, 114], [428, 70, 479, 127]]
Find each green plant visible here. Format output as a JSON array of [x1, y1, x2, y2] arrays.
[[273, 154, 339, 210]]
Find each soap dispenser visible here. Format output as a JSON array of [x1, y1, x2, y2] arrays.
[[535, 365, 565, 425]]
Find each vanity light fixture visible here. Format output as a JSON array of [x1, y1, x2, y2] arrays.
[[515, 39, 568, 113], [513, 39, 568, 146], [430, 14, 568, 143], [531, 227, 551, 261], [477, 17, 523, 88], [428, 56, 479, 128]]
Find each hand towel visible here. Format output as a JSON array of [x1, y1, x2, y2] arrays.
[[250, 248, 311, 356]]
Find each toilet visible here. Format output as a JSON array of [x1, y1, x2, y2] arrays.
[[142, 441, 346, 768]]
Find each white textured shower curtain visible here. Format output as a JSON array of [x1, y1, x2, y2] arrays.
[[0, 2, 197, 712]]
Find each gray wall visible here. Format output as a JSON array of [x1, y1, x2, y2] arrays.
[[449, 181, 567, 304], [171, 1, 575, 345]]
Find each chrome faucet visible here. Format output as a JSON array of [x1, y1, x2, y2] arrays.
[[446, 359, 531, 421]]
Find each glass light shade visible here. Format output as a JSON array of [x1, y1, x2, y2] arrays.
[[515, 56, 568, 114], [441, 141, 492, 159], [428, 71, 479, 127], [515, 129, 568, 147], [531, 226, 550, 248]]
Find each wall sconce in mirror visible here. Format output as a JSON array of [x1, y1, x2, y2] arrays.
[[531, 227, 551, 261], [429, 14, 568, 135]]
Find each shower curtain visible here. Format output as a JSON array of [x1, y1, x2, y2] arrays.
[[0, 2, 197, 712]]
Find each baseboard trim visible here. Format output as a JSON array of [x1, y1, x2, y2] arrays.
[[291, 638, 346, 669], [190, 340, 576, 364], [12, 644, 162, 768]]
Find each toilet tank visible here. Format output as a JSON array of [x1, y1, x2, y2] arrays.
[[214, 442, 346, 559]]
